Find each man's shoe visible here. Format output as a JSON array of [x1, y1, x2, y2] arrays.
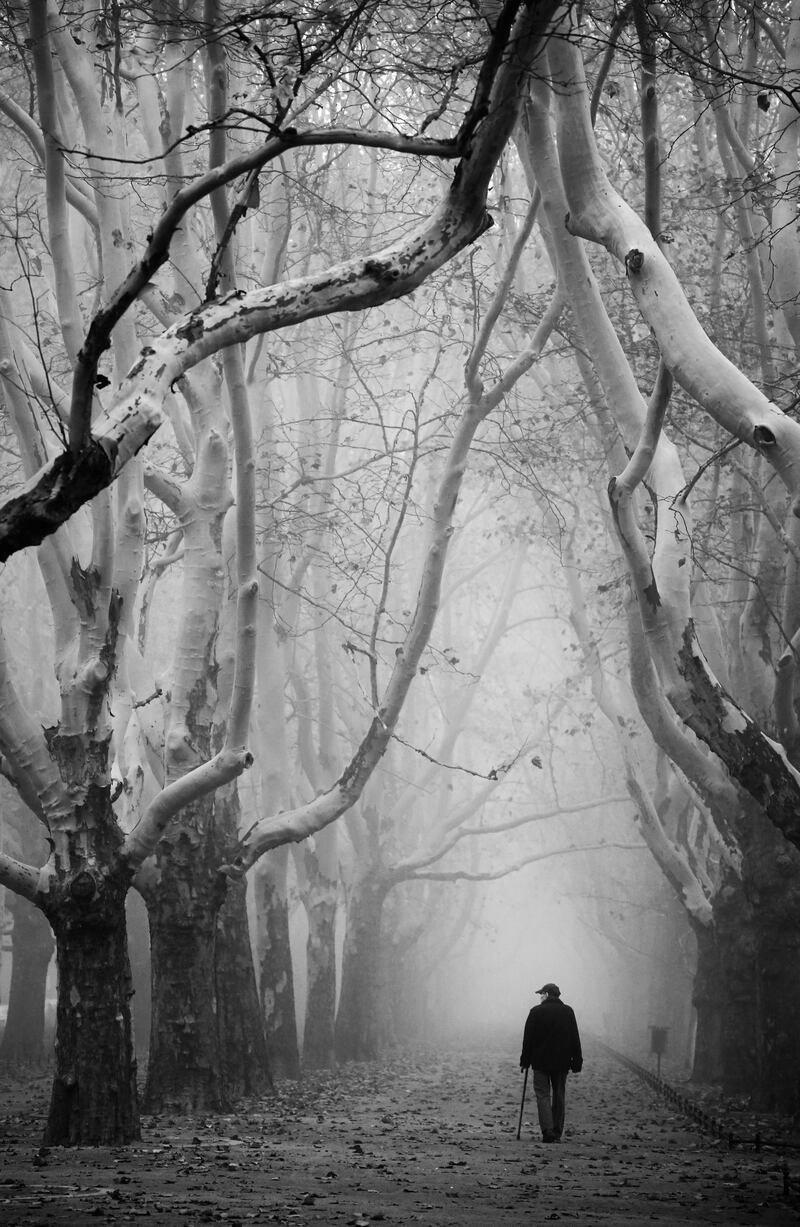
[[542, 1133, 556, 1142]]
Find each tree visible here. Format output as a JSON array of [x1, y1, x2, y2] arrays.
[[0, 0, 561, 1143], [0, 790, 54, 1066], [519, 0, 800, 1108], [7, 0, 800, 1139]]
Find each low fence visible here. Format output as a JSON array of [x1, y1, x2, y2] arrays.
[[596, 1038, 800, 1198]]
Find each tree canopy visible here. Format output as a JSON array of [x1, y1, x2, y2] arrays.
[[3, 0, 800, 1143]]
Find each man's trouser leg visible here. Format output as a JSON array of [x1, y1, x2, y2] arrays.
[[532, 1069, 555, 1139], [551, 1070, 568, 1138]]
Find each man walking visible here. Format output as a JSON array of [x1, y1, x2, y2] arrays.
[[520, 982, 582, 1142]]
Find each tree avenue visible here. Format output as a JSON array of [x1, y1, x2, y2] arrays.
[[0, 0, 564, 1143], [2, 0, 800, 1147]]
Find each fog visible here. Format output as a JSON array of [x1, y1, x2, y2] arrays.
[[443, 881, 621, 1035], [280, 808, 696, 1077], [416, 854, 694, 1068], [0, 515, 701, 1090]]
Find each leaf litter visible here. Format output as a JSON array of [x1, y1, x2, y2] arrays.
[[0, 1044, 798, 1224]]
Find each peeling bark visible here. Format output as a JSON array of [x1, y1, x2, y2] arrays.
[[675, 626, 800, 849], [0, 442, 118, 564], [44, 886, 138, 1145], [0, 0, 560, 563], [216, 869, 272, 1099], [142, 798, 229, 1114]]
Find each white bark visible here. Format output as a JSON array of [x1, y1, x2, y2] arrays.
[[548, 30, 800, 506], [0, 617, 70, 828], [0, 0, 561, 561], [30, 0, 82, 369], [563, 537, 718, 926], [122, 745, 254, 866], [0, 87, 97, 227], [231, 134, 568, 869], [232, 390, 493, 865], [205, 4, 257, 755], [0, 851, 43, 903], [773, 0, 800, 354]]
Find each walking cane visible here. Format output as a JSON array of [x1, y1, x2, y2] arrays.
[[516, 1067, 529, 1139]]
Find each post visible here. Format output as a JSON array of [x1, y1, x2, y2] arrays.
[[649, 1025, 669, 1079]]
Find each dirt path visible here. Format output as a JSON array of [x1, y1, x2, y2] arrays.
[[1, 1042, 798, 1225]]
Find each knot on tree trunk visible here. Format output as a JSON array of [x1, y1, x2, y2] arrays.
[[69, 870, 97, 902], [625, 248, 645, 276]]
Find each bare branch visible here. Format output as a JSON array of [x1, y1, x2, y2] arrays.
[[0, 850, 44, 904], [409, 841, 648, 881], [122, 746, 253, 867], [0, 0, 562, 562]]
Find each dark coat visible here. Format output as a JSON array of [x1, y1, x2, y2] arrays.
[[520, 998, 583, 1073]]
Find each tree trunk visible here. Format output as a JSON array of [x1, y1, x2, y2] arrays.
[[302, 889, 337, 1070], [126, 889, 151, 1063], [36, 734, 139, 1146], [145, 908, 223, 1112], [706, 816, 800, 1111], [216, 871, 273, 1098], [44, 877, 138, 1145], [335, 875, 389, 1063], [256, 848, 300, 1079], [385, 942, 415, 1044], [0, 893, 54, 1066], [689, 919, 723, 1084], [747, 825, 800, 1113], [713, 875, 759, 1102], [143, 797, 229, 1113], [757, 907, 800, 1113], [142, 790, 272, 1109]]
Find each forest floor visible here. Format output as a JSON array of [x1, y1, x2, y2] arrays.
[[1, 1040, 800, 1226]]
